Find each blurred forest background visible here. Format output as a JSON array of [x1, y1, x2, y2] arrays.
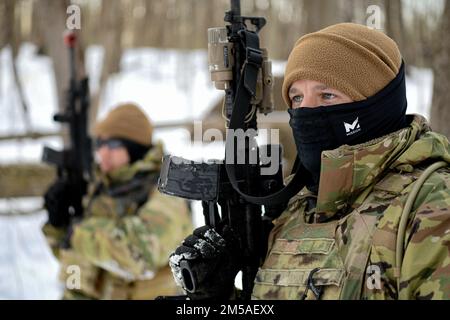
[[1, 0, 449, 135]]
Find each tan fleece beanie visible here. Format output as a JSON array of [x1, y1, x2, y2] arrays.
[[282, 23, 402, 107], [94, 103, 153, 146]]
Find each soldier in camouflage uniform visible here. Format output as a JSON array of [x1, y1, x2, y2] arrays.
[[169, 23, 450, 300], [44, 103, 192, 299]]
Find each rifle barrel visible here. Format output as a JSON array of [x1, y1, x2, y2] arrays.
[[231, 0, 241, 16]]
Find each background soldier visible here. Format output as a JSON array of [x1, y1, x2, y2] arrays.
[[44, 103, 192, 299], [169, 23, 450, 300]]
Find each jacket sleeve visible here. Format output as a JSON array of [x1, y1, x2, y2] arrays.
[[70, 191, 193, 279], [399, 169, 450, 300]]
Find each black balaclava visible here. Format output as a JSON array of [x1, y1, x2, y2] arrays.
[[119, 138, 151, 164], [288, 62, 408, 193]]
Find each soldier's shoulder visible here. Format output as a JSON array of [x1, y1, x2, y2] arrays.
[[415, 162, 450, 197], [432, 164, 450, 185], [406, 163, 450, 232], [382, 161, 450, 195]]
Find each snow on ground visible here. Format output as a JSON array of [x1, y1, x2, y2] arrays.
[[98, 47, 222, 122], [0, 42, 435, 299], [1, 44, 60, 135], [405, 66, 433, 119], [0, 208, 63, 299]]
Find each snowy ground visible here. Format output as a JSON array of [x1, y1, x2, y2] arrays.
[[0, 43, 434, 299], [0, 209, 63, 299]]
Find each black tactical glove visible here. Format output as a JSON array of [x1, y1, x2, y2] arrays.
[[169, 224, 241, 300], [44, 179, 72, 228]]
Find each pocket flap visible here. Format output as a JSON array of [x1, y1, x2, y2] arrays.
[[255, 268, 344, 287], [271, 238, 335, 255], [373, 173, 415, 195]]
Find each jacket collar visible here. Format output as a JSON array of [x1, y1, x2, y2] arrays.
[[314, 114, 448, 222], [99, 142, 164, 187]]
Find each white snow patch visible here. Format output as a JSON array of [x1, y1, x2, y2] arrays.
[[0, 208, 63, 299], [405, 66, 434, 120]]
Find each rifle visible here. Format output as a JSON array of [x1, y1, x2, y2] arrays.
[[42, 31, 92, 232], [158, 0, 307, 300]]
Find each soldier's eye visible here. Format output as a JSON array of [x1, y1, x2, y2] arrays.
[[291, 95, 303, 104], [322, 93, 336, 100]]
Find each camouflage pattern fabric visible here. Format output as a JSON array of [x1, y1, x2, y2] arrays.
[[252, 115, 450, 300], [42, 223, 68, 258], [45, 142, 193, 299]]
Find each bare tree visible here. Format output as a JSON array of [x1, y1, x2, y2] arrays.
[[30, 0, 46, 53], [98, 0, 124, 87], [1, 0, 32, 132], [384, 0, 405, 54], [430, 0, 450, 138], [90, 0, 124, 130], [302, 0, 341, 33], [0, 0, 15, 49], [35, 0, 76, 112]]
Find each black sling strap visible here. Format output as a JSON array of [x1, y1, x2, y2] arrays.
[[224, 30, 308, 206]]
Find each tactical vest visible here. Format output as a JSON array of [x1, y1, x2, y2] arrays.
[[252, 167, 429, 300]]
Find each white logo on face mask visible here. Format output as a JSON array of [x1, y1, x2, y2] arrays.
[[344, 117, 361, 136]]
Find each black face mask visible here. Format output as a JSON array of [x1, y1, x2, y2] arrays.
[[288, 62, 408, 193], [119, 138, 150, 164]]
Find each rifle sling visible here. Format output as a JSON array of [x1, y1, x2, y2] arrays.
[[225, 30, 307, 206]]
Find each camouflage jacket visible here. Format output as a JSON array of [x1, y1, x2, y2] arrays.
[[252, 115, 450, 300], [61, 143, 193, 282]]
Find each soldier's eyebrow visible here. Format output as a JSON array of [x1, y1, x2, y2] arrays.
[[289, 84, 333, 96], [313, 84, 330, 91], [289, 87, 300, 96]]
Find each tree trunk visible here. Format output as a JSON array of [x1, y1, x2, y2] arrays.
[[302, 0, 341, 34], [430, 0, 450, 138], [90, 0, 124, 130], [1, 0, 32, 132], [0, 0, 15, 49], [384, 0, 405, 54], [30, 0, 46, 53], [99, 0, 124, 85], [35, 0, 71, 113]]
